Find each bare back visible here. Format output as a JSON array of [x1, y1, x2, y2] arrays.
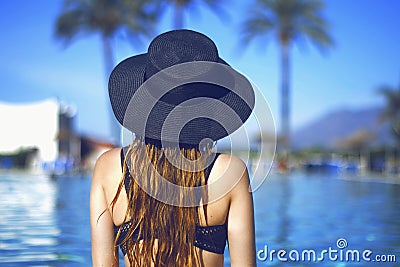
[[90, 148, 256, 267]]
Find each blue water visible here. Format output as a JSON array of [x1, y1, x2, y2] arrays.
[[0, 171, 398, 266]]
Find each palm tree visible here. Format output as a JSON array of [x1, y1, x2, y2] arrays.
[[242, 0, 333, 162], [55, 0, 157, 144], [378, 84, 400, 143], [161, 0, 226, 29]]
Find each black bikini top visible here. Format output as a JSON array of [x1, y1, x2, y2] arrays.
[[113, 149, 227, 255]]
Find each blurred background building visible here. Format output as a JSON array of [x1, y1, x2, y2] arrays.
[[0, 99, 113, 174]]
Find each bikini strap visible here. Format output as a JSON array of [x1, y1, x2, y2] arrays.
[[120, 148, 130, 193], [120, 148, 125, 169], [204, 153, 221, 182]]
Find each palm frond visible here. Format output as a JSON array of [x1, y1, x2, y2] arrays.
[[377, 85, 400, 125], [201, 0, 230, 22], [54, 0, 157, 45], [241, 0, 333, 50], [241, 4, 274, 45], [55, 9, 91, 44]]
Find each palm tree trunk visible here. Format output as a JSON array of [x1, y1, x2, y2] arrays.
[[102, 36, 114, 78], [280, 43, 291, 162], [174, 1, 184, 29], [102, 36, 121, 145]]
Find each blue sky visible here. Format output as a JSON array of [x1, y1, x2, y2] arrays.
[[0, 0, 399, 142]]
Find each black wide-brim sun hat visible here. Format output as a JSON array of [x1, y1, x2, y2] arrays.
[[109, 29, 255, 147]]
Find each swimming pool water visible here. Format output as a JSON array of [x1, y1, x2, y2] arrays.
[[0, 171, 398, 266]]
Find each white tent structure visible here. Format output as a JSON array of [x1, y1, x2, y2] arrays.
[[0, 99, 61, 169], [0, 99, 59, 160]]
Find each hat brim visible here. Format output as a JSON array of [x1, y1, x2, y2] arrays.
[[109, 54, 255, 145]]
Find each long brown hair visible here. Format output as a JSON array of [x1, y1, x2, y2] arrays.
[[111, 138, 212, 266]]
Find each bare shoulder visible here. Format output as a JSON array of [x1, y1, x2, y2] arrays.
[[208, 153, 250, 198], [95, 147, 121, 165], [215, 153, 247, 169], [212, 153, 248, 179], [92, 148, 122, 183]]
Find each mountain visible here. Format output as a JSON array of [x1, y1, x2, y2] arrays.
[[292, 106, 394, 150]]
